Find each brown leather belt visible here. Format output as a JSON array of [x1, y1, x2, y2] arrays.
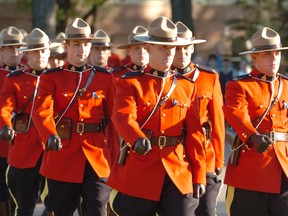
[[267, 131, 288, 142], [150, 135, 182, 147], [71, 122, 103, 134]]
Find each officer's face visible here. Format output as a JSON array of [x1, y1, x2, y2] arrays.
[[65, 40, 91, 67], [147, 44, 175, 71], [173, 45, 194, 68], [89, 46, 111, 67], [252, 50, 281, 76], [2, 45, 23, 67], [127, 44, 149, 67], [27, 48, 50, 70]]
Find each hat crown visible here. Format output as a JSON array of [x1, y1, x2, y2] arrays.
[[1, 26, 24, 45], [176, 22, 193, 40], [56, 32, 65, 40], [252, 27, 281, 48], [93, 29, 110, 43], [65, 18, 92, 39], [148, 16, 177, 40], [26, 28, 49, 47], [128, 26, 148, 43]]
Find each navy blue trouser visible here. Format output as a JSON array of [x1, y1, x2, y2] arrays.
[[226, 173, 288, 216], [0, 157, 9, 201], [110, 174, 200, 216], [6, 156, 42, 216], [195, 173, 222, 216], [43, 161, 111, 216]]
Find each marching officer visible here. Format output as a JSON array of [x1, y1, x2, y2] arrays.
[[112, 25, 149, 81], [32, 18, 115, 216], [0, 28, 57, 216], [90, 29, 112, 71], [172, 22, 225, 216], [0, 26, 25, 216], [108, 16, 207, 216], [47, 32, 67, 69], [223, 27, 288, 215]]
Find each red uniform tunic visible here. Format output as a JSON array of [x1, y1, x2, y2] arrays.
[[223, 68, 288, 193], [107, 65, 206, 201], [0, 67, 42, 168], [108, 53, 122, 68], [173, 63, 225, 172], [32, 63, 116, 183], [0, 66, 12, 158]]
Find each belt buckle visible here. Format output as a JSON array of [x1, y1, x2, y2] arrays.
[[77, 123, 85, 134], [158, 136, 166, 148]]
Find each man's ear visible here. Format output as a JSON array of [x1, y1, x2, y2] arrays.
[[251, 53, 257, 62]]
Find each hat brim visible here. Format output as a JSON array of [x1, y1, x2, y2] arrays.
[[91, 44, 117, 48], [239, 47, 288, 55], [117, 41, 147, 49], [188, 39, 206, 44], [17, 42, 62, 52], [1, 42, 26, 47], [134, 34, 195, 46], [62, 36, 98, 41]]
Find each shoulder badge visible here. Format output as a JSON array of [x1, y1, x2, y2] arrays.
[[7, 69, 25, 77], [121, 71, 144, 79], [174, 72, 194, 83], [43, 66, 63, 74], [232, 74, 251, 81], [195, 64, 216, 73]]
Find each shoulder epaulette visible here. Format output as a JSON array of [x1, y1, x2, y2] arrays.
[[278, 73, 288, 80], [7, 69, 24, 77], [232, 74, 251, 81], [111, 65, 127, 73], [121, 71, 144, 79], [43, 66, 63, 74], [195, 64, 216, 73], [174, 72, 194, 83]]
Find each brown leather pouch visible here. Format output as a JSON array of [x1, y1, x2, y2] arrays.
[[56, 118, 72, 139], [230, 135, 242, 166], [12, 112, 29, 133]]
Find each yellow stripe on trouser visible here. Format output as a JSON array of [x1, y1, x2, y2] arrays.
[[40, 177, 49, 203], [6, 165, 18, 216], [225, 185, 235, 216], [109, 189, 119, 216], [40, 179, 55, 215]]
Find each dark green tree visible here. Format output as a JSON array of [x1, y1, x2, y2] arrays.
[[227, 0, 288, 49], [17, 0, 108, 37], [170, 0, 194, 33]]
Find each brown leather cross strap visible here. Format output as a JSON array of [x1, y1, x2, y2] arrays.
[[253, 76, 283, 127], [55, 68, 96, 125]]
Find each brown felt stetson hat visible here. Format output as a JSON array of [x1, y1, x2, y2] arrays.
[[64, 18, 94, 41], [1, 26, 25, 47], [18, 28, 61, 52], [117, 26, 148, 49], [175, 22, 206, 45], [91, 29, 111, 47], [134, 16, 193, 46], [239, 26, 288, 55], [52, 32, 66, 43]]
